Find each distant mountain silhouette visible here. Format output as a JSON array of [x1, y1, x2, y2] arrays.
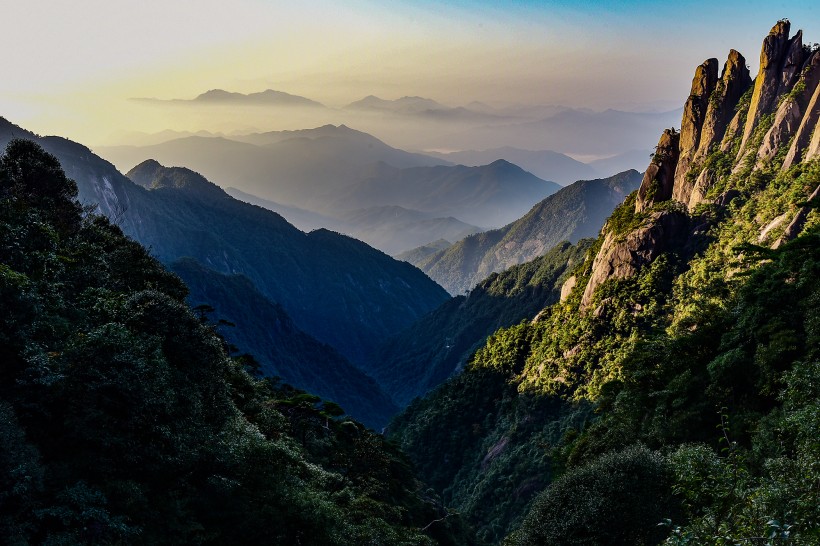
[[132, 88, 326, 108], [226, 187, 482, 255], [345, 95, 502, 122], [588, 148, 652, 177], [96, 125, 448, 210], [426, 107, 682, 157], [328, 160, 561, 228], [96, 126, 558, 231], [426, 146, 597, 185]]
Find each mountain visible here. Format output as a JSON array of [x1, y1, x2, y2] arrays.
[[427, 147, 598, 185], [345, 95, 504, 123], [170, 258, 397, 427], [372, 240, 592, 407], [329, 160, 561, 228], [414, 170, 642, 294], [0, 119, 450, 405], [225, 187, 481, 255], [224, 186, 340, 232], [120, 159, 450, 367], [346, 95, 452, 114], [95, 125, 449, 210], [0, 139, 468, 544], [97, 131, 557, 235], [133, 88, 326, 108], [389, 21, 820, 544], [395, 238, 453, 263]]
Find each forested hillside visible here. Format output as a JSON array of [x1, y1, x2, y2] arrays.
[[391, 21, 820, 544], [0, 139, 471, 544], [373, 240, 592, 407]]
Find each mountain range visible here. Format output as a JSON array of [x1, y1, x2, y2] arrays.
[[389, 20, 820, 543], [426, 147, 597, 185], [0, 117, 450, 425], [409, 169, 642, 294], [2, 18, 819, 546], [133, 88, 326, 108], [96, 125, 563, 249]]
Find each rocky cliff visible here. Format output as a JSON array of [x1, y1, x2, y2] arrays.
[[578, 20, 819, 311]]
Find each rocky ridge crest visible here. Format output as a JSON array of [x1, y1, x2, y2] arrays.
[[578, 21, 820, 310]]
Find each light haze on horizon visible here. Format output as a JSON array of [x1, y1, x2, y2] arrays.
[[0, 0, 818, 146]]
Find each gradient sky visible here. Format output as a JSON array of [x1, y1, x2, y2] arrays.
[[1, 0, 817, 144]]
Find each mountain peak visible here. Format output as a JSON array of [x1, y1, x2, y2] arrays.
[[191, 88, 324, 107], [127, 159, 228, 199]]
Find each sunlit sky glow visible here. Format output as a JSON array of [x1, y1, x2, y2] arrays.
[[1, 0, 817, 144]]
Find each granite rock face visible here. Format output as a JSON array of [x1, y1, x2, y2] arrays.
[[580, 210, 688, 309], [782, 52, 820, 168], [635, 129, 680, 214], [694, 50, 752, 165], [736, 21, 803, 160], [672, 58, 719, 205], [758, 51, 820, 166], [579, 21, 819, 311]]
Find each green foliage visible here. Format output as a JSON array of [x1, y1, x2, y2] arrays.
[[392, 113, 820, 544], [374, 239, 592, 406], [605, 190, 642, 236], [505, 445, 677, 546], [0, 141, 470, 545]]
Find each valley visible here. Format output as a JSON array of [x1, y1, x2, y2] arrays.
[[1, 9, 819, 546]]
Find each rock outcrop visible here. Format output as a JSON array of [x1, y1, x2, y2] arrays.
[[808, 114, 820, 161], [782, 53, 820, 169], [758, 51, 820, 166], [772, 184, 820, 249], [672, 59, 719, 204], [736, 21, 804, 161], [635, 129, 680, 214], [693, 50, 753, 165], [579, 21, 819, 312], [580, 210, 688, 309]]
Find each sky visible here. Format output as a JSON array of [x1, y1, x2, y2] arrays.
[[0, 0, 818, 145]]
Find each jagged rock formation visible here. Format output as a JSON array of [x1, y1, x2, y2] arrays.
[[737, 21, 805, 161], [580, 210, 688, 309], [693, 51, 753, 166], [758, 50, 820, 167], [635, 129, 680, 213], [672, 58, 719, 203], [580, 20, 819, 311], [781, 51, 820, 169]]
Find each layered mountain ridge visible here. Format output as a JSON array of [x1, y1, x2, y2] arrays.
[[410, 169, 641, 294], [0, 119, 450, 425], [390, 20, 820, 544]]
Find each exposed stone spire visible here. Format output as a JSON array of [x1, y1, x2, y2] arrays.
[[672, 59, 719, 205], [736, 20, 800, 160], [693, 50, 753, 164], [782, 51, 820, 169], [759, 51, 820, 166], [635, 129, 680, 214]]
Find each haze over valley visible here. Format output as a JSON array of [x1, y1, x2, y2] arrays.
[[2, 3, 820, 545]]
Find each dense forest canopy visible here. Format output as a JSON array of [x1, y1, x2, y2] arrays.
[[0, 140, 470, 544]]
